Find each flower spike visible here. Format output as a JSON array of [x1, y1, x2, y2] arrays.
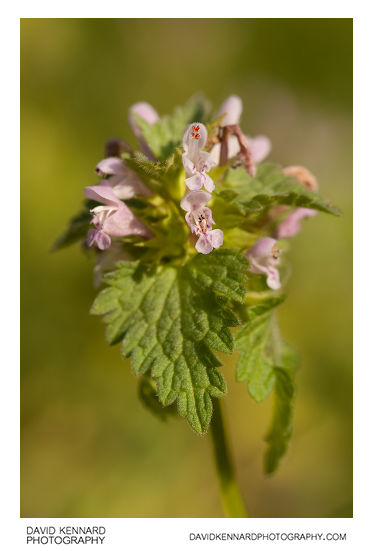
[[182, 122, 216, 192], [180, 190, 223, 255]]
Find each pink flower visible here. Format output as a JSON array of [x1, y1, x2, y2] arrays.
[[274, 208, 317, 239], [217, 94, 243, 126], [246, 237, 281, 290], [273, 166, 318, 238], [180, 190, 223, 254], [84, 185, 152, 250], [210, 95, 272, 166], [96, 157, 151, 200], [182, 123, 216, 192], [128, 102, 160, 160]]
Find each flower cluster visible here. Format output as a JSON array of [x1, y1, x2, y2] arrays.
[[79, 94, 319, 290], [245, 164, 318, 290], [209, 95, 272, 171], [180, 122, 223, 254], [207, 96, 318, 290], [83, 102, 159, 251]]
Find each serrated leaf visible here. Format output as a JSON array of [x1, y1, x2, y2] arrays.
[[218, 164, 341, 217], [124, 149, 184, 202], [133, 95, 210, 160], [52, 201, 95, 250], [264, 364, 296, 474], [235, 297, 285, 402], [138, 376, 177, 421], [91, 249, 250, 434]]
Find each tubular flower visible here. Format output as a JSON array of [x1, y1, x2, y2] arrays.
[[96, 157, 151, 200], [246, 237, 281, 290], [84, 185, 152, 251], [210, 94, 272, 166], [273, 165, 318, 238], [274, 207, 317, 239], [180, 190, 223, 255], [128, 102, 160, 160], [182, 123, 216, 192]]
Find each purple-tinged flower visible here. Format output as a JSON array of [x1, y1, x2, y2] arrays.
[[272, 166, 318, 238], [96, 157, 151, 200], [210, 95, 272, 167], [180, 190, 223, 254], [246, 237, 281, 290], [84, 185, 152, 251], [248, 135, 272, 164], [217, 94, 243, 126], [128, 102, 160, 160], [274, 208, 317, 239], [182, 123, 216, 192]]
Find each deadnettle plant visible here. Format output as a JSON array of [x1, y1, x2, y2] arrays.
[[180, 190, 223, 254], [84, 185, 151, 250], [246, 237, 281, 290], [56, 94, 340, 518], [182, 123, 216, 192]]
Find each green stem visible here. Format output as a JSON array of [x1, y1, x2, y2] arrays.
[[210, 399, 248, 517]]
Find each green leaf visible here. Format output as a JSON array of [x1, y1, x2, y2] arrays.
[[52, 200, 95, 250], [124, 149, 185, 202], [138, 376, 177, 421], [235, 297, 285, 402], [91, 249, 250, 434], [132, 94, 210, 160], [264, 363, 296, 474], [217, 164, 342, 217], [235, 295, 299, 473]]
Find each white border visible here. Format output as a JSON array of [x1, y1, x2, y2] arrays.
[[3, 2, 370, 550]]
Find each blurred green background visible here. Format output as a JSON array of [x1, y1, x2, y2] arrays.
[[21, 19, 352, 518]]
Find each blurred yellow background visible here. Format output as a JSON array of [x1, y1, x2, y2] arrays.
[[21, 19, 352, 518]]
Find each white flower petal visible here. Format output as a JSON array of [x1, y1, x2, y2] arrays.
[[185, 174, 203, 191], [180, 190, 212, 212], [195, 234, 213, 254], [217, 95, 243, 125], [248, 135, 271, 164], [96, 157, 125, 176], [182, 122, 208, 153], [209, 229, 223, 249], [202, 174, 215, 193]]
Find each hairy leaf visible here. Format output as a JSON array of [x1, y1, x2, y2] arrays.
[[91, 249, 250, 433], [264, 361, 296, 474], [132, 94, 210, 160], [217, 164, 342, 217], [124, 149, 184, 202], [235, 297, 285, 402], [235, 296, 299, 473]]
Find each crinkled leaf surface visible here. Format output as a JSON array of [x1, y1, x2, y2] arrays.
[[216, 164, 342, 217], [235, 296, 299, 473], [132, 94, 210, 160], [235, 297, 285, 402], [265, 356, 297, 474], [91, 249, 250, 433]]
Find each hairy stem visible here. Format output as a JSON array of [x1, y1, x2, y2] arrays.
[[210, 399, 248, 517]]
